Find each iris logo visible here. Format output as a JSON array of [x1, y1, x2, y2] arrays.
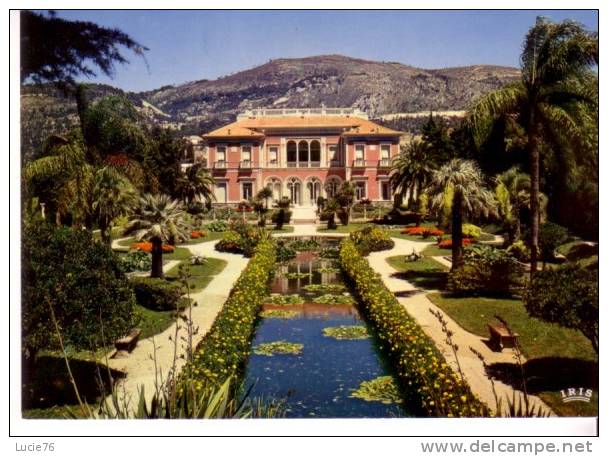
[[560, 387, 593, 403]]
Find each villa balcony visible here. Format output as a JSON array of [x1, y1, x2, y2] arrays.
[[286, 161, 321, 168], [267, 160, 279, 167], [378, 158, 392, 168], [239, 160, 253, 169], [214, 161, 227, 169], [352, 159, 367, 167]]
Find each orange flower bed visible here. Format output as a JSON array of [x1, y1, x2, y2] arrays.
[[401, 227, 445, 237], [130, 242, 175, 253], [438, 238, 473, 249], [190, 230, 207, 239]]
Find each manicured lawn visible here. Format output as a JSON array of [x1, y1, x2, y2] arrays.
[[427, 293, 596, 361], [538, 391, 598, 417], [386, 255, 448, 290], [317, 222, 372, 233], [165, 257, 227, 293], [426, 292, 598, 416], [421, 243, 452, 257], [133, 303, 176, 340], [183, 231, 225, 244]]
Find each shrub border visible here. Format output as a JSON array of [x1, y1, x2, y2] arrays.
[[183, 239, 276, 387], [339, 238, 488, 417]]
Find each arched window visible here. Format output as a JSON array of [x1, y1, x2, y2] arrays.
[[324, 176, 342, 198], [298, 140, 309, 163], [310, 140, 321, 164], [287, 141, 297, 163]]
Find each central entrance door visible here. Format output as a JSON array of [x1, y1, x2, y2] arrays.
[[287, 177, 302, 205], [307, 178, 321, 205]]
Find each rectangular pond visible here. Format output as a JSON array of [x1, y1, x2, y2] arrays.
[[242, 236, 412, 418]]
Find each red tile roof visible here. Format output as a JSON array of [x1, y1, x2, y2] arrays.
[[202, 115, 401, 139]]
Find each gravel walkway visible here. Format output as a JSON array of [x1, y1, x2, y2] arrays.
[[104, 239, 249, 412], [367, 236, 554, 416]]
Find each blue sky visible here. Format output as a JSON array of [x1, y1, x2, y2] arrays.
[[54, 10, 598, 92]]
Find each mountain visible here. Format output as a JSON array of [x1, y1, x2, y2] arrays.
[[21, 54, 520, 160]]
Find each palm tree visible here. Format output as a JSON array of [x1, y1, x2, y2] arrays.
[[257, 186, 274, 209], [390, 139, 434, 208], [427, 159, 496, 270], [91, 166, 138, 246], [469, 17, 598, 273], [495, 167, 548, 246], [335, 181, 355, 226], [24, 134, 95, 227], [123, 194, 190, 278], [179, 164, 216, 205]]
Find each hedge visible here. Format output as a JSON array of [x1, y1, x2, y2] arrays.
[[339, 239, 488, 417], [130, 277, 182, 311], [183, 239, 276, 388]]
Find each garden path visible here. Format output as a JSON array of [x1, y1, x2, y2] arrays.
[[367, 237, 554, 416], [104, 239, 249, 412]]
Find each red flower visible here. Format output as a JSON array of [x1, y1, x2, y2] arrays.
[[190, 230, 207, 239], [438, 238, 473, 249], [130, 242, 175, 253]]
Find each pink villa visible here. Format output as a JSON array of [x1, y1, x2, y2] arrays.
[[197, 108, 402, 207]]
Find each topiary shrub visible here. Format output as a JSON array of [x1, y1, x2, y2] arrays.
[[349, 226, 395, 256], [448, 245, 525, 297], [130, 277, 182, 311], [523, 265, 598, 353], [462, 223, 482, 239]]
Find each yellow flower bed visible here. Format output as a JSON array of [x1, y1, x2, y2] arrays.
[[182, 239, 276, 388], [339, 239, 488, 417]]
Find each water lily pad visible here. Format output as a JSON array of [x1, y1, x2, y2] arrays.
[[253, 341, 303, 356], [280, 272, 313, 279], [317, 267, 340, 274], [260, 309, 300, 319], [302, 283, 345, 293], [349, 376, 403, 404], [265, 294, 305, 305], [313, 294, 355, 305], [323, 325, 369, 340]]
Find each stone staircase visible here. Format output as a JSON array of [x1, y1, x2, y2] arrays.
[[290, 205, 318, 224]]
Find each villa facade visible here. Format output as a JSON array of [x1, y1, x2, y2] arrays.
[[197, 108, 402, 206]]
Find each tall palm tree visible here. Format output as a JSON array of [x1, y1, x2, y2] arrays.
[[179, 164, 216, 205], [123, 194, 190, 278], [92, 166, 139, 247], [390, 139, 435, 208], [427, 159, 496, 270], [469, 17, 598, 273]]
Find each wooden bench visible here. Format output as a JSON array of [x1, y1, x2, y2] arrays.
[[488, 323, 519, 350], [114, 328, 141, 353]]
